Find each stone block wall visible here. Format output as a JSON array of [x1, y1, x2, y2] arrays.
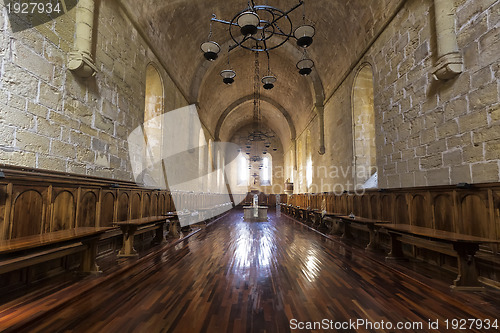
[[288, 0, 500, 192], [372, 0, 500, 188], [0, 0, 188, 181]]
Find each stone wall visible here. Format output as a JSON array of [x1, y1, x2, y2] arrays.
[[0, 0, 188, 181], [286, 0, 500, 192], [373, 0, 499, 188]]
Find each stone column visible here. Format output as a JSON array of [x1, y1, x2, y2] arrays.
[[69, 0, 97, 78], [433, 0, 463, 80], [315, 104, 326, 155]]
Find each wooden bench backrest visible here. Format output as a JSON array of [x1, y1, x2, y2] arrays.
[[0, 166, 230, 241], [286, 183, 500, 252]]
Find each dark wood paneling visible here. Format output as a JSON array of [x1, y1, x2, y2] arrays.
[[411, 194, 429, 228], [370, 195, 379, 219], [100, 192, 115, 227], [143, 193, 151, 217], [159, 194, 166, 215], [460, 194, 488, 237], [352, 195, 362, 215], [11, 190, 43, 238], [151, 193, 158, 216], [434, 194, 454, 232], [0, 166, 232, 241], [395, 194, 409, 224], [131, 193, 141, 219], [117, 193, 129, 222], [360, 195, 370, 218], [0, 185, 8, 241], [52, 191, 75, 232], [380, 195, 393, 221], [78, 191, 97, 228]]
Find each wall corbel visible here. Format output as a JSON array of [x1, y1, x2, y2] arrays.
[[68, 0, 97, 78], [432, 0, 463, 80]]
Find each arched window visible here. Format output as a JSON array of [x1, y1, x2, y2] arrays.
[[238, 153, 249, 186], [286, 149, 295, 183], [144, 64, 163, 126], [352, 64, 377, 188], [297, 138, 304, 191], [143, 64, 164, 184], [306, 130, 312, 190], [260, 155, 272, 186]]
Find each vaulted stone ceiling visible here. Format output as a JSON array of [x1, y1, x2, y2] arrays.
[[119, 0, 403, 147]]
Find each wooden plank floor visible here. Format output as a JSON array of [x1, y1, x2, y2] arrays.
[[3, 209, 500, 332]]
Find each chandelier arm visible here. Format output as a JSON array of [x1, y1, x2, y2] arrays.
[[262, 36, 269, 53], [272, 25, 288, 37], [261, 1, 303, 30], [210, 17, 237, 26], [229, 34, 252, 52], [265, 50, 271, 71]]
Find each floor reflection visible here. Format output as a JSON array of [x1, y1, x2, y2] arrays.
[[17, 208, 500, 333]]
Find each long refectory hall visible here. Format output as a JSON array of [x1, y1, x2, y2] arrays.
[[1, 0, 500, 332]]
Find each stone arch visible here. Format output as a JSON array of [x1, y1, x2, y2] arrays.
[[214, 95, 296, 142]]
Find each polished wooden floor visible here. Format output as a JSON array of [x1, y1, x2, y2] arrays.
[[1, 209, 500, 332]]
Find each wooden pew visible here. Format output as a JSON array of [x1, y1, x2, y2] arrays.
[[322, 212, 343, 235], [279, 203, 290, 214], [0, 227, 111, 275], [309, 210, 323, 226], [114, 216, 168, 257], [336, 215, 389, 251], [163, 211, 192, 238], [378, 224, 500, 291], [297, 207, 305, 220], [292, 206, 302, 220]]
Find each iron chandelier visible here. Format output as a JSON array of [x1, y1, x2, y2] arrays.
[[200, 0, 316, 88]]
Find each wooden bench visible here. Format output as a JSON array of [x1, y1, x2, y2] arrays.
[[279, 203, 289, 214], [281, 205, 317, 224], [321, 212, 342, 234], [309, 209, 323, 226], [163, 211, 192, 238], [377, 224, 500, 291], [336, 215, 389, 251], [0, 227, 111, 275], [291, 206, 302, 219], [114, 216, 168, 257]]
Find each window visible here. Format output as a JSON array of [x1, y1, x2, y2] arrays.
[[143, 64, 164, 184], [260, 155, 272, 186], [352, 64, 377, 188], [144, 65, 164, 124], [297, 138, 303, 190], [238, 153, 249, 186], [306, 130, 312, 190]]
